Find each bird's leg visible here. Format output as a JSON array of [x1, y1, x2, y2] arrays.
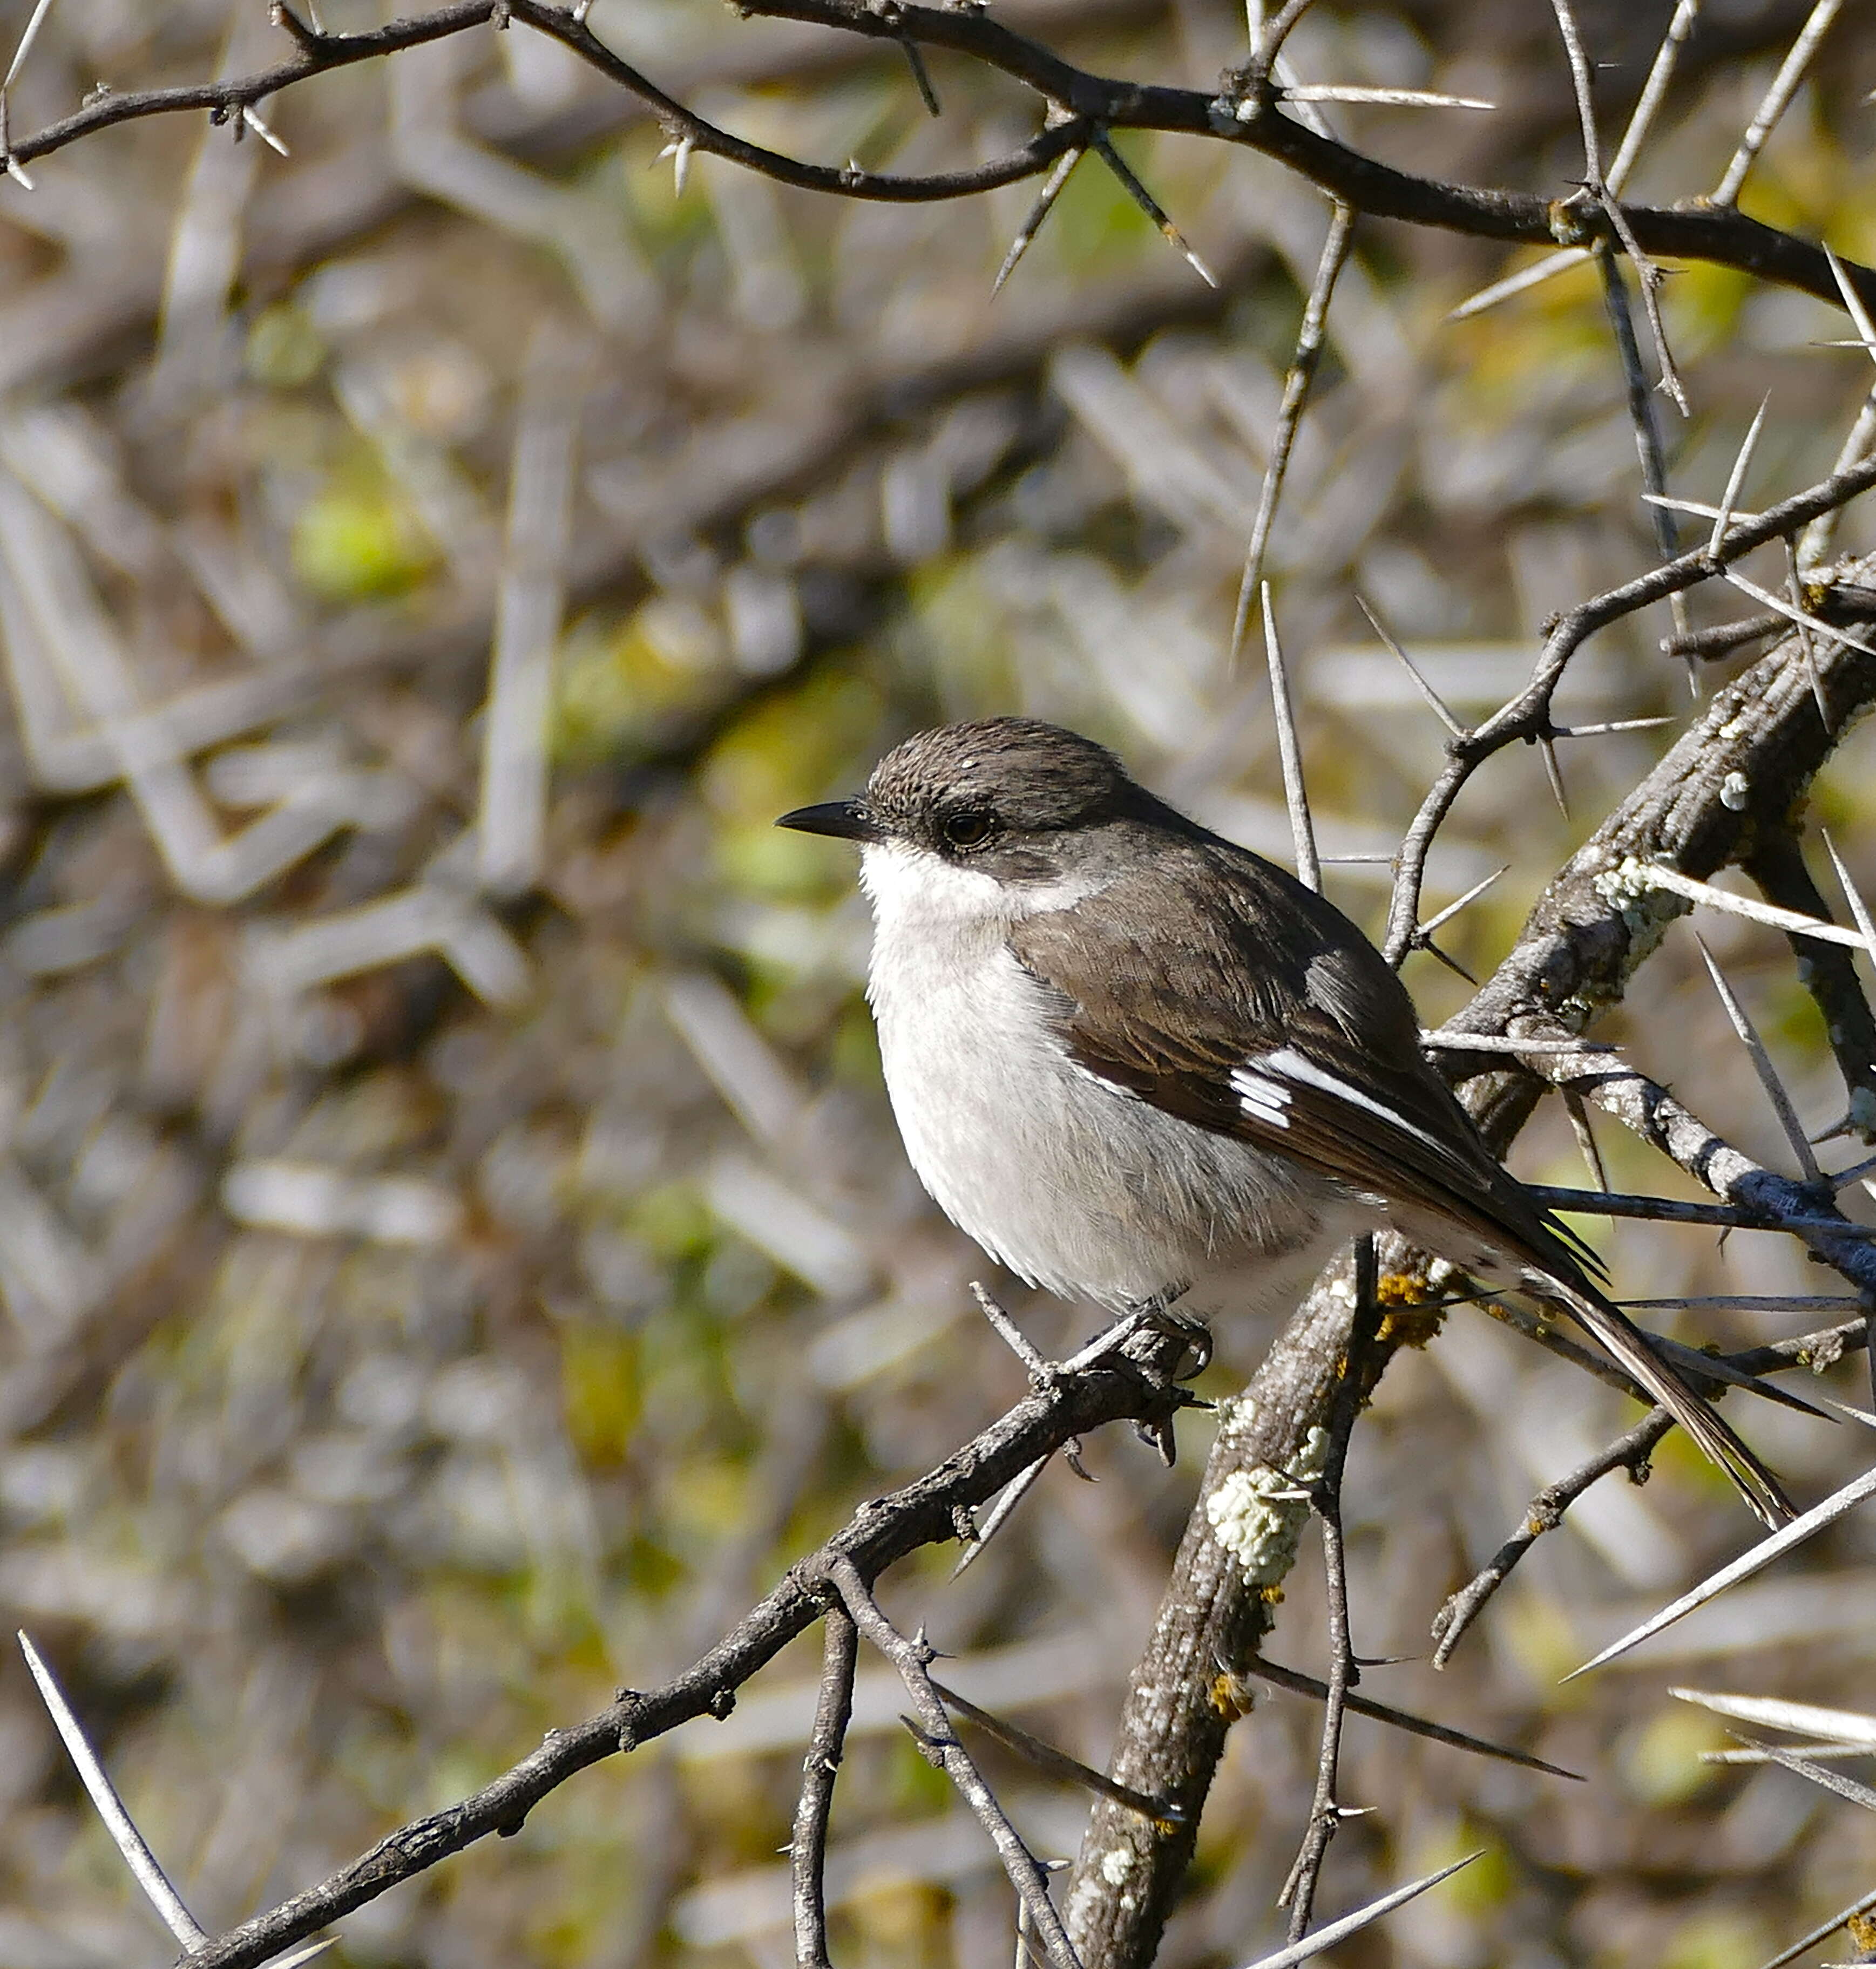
[[1058, 1287, 1206, 1374], [1134, 1275, 1204, 1370]]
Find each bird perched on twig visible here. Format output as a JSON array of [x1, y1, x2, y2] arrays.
[[778, 717, 1792, 1527]]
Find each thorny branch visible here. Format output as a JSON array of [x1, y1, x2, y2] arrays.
[[1429, 1311, 1875, 1667], [1280, 1237, 1380, 1941], [0, 0, 1871, 317], [830, 1556, 1081, 1969], [1379, 455, 1876, 966]]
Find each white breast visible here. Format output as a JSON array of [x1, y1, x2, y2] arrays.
[[859, 841, 1363, 1315]]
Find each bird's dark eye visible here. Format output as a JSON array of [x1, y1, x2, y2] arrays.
[[938, 809, 999, 852]]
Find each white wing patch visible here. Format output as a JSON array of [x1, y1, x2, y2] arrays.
[[1230, 1067, 1293, 1130], [1254, 1044, 1451, 1157]]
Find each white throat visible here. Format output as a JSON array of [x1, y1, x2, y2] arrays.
[[859, 839, 1011, 934], [858, 838, 1116, 937]]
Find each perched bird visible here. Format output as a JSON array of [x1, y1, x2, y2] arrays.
[[778, 717, 1791, 1526]]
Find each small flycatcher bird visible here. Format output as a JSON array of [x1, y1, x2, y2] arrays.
[[778, 717, 1790, 1525]]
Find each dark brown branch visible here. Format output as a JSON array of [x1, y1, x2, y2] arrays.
[[1522, 1183, 1866, 1240], [1431, 1406, 1672, 1668], [4, 0, 1874, 322], [1383, 460, 1876, 963]]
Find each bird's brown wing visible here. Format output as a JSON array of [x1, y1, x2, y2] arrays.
[[1008, 838, 1599, 1287], [1008, 837, 1793, 1526]]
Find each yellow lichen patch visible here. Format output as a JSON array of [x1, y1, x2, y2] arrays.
[[1376, 1269, 1447, 1349], [1208, 1671, 1255, 1721]]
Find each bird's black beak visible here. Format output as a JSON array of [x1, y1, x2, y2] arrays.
[[775, 798, 880, 843]]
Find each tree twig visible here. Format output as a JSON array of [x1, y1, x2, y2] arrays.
[[1432, 1313, 1874, 1666], [790, 1607, 858, 1969], [1281, 1237, 1380, 1939], [831, 1556, 1082, 1969]]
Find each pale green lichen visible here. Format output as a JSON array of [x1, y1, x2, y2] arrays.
[[1205, 1424, 1332, 1584], [1591, 855, 1689, 969], [1068, 1848, 1139, 1926], [1850, 1086, 1876, 1137]]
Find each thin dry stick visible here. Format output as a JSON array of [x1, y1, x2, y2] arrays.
[[1281, 1238, 1379, 1939], [1783, 538, 1833, 731], [1260, 583, 1319, 892], [900, 37, 940, 117], [1553, 714, 1678, 739], [1626, 859, 1876, 958], [1240, 1856, 1481, 1969], [1623, 1295, 1864, 1314], [1712, 0, 1844, 206], [1836, 1151, 1876, 1191], [1450, 0, 1701, 319], [1421, 1031, 1613, 1058], [1284, 85, 1494, 110], [1562, 1087, 1611, 1191], [0, 0, 60, 184], [791, 1607, 858, 1969], [932, 1680, 1181, 1818], [951, 1450, 1053, 1580], [1825, 245, 1876, 365], [1416, 865, 1509, 943], [829, 1556, 1082, 1969], [1228, 203, 1355, 660], [1252, 0, 1323, 70], [1800, 382, 1876, 571], [1663, 613, 1788, 660], [1537, 731, 1570, 819], [1571, 1449, 1876, 1678], [1711, 396, 1772, 558], [1723, 567, 1876, 660], [1522, 1183, 1868, 1237], [1755, 1882, 1876, 1969]]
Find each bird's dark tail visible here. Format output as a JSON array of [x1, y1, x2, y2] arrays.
[[1544, 1277, 1795, 1529]]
